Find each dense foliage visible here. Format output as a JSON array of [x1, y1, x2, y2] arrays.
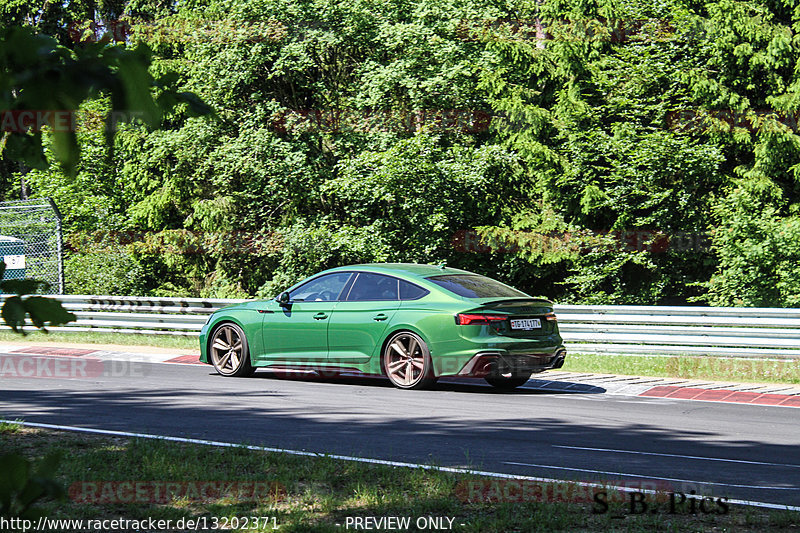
[[3, 0, 800, 305]]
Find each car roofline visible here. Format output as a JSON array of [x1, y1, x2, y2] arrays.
[[282, 264, 533, 302], [320, 263, 473, 282]]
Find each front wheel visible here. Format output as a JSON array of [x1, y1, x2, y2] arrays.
[[383, 331, 436, 390], [485, 373, 531, 390], [209, 323, 255, 377]]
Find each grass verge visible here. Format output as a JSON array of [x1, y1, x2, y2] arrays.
[[564, 353, 800, 385], [1, 423, 798, 532], [0, 330, 198, 351]]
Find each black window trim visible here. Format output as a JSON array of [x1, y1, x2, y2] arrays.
[[425, 273, 528, 298], [289, 271, 430, 303], [343, 272, 399, 302], [288, 271, 355, 302], [399, 279, 429, 301]]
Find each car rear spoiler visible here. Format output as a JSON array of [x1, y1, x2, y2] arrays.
[[477, 298, 554, 308]]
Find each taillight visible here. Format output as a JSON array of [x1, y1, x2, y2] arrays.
[[545, 313, 557, 322], [456, 313, 508, 325]]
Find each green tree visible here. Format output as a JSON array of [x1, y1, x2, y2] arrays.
[[12, 0, 800, 306]]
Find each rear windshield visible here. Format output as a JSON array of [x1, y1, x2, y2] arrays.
[[426, 274, 528, 299]]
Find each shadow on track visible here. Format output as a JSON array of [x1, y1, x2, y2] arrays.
[[1, 361, 797, 505], [247, 369, 608, 395]]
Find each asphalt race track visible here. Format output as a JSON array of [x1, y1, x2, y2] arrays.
[[1, 352, 798, 508]]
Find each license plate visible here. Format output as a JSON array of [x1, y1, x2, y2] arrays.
[[510, 318, 541, 330]]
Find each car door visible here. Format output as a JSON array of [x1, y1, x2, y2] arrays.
[[260, 272, 353, 363], [327, 272, 401, 363]]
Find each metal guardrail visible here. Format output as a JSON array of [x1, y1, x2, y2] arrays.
[[554, 305, 800, 358], [1, 296, 799, 358], [0, 295, 246, 336]]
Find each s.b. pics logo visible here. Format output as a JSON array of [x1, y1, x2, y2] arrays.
[[593, 490, 729, 515]]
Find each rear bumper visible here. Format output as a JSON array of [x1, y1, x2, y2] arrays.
[[455, 347, 566, 378]]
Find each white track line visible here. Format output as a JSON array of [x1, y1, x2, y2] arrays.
[[3, 419, 799, 512], [553, 445, 800, 468], [503, 461, 800, 490]]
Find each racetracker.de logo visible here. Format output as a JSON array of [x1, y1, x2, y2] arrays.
[[454, 479, 674, 504], [0, 355, 104, 378], [68, 481, 285, 504], [0, 355, 146, 378], [0, 110, 145, 133]]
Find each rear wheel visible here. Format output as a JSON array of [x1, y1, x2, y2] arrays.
[[485, 373, 531, 390], [209, 323, 255, 377], [383, 331, 436, 390]]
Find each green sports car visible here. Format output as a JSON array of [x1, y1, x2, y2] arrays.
[[199, 263, 566, 390]]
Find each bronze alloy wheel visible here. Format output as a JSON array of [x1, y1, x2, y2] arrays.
[[210, 323, 255, 377], [383, 331, 436, 389]]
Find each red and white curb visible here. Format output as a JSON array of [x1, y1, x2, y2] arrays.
[[508, 370, 800, 408], [1, 345, 203, 365], [640, 385, 800, 407]]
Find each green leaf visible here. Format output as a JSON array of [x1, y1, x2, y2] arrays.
[[115, 45, 160, 127], [3, 133, 48, 170], [0, 452, 65, 518], [33, 452, 62, 478], [176, 91, 216, 117], [16, 482, 45, 509], [50, 130, 80, 178], [0, 454, 30, 495], [0, 279, 49, 296], [22, 296, 77, 329], [1, 296, 27, 333]]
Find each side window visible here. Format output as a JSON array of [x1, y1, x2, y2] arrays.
[[399, 279, 429, 300], [289, 272, 352, 302], [345, 273, 399, 301]]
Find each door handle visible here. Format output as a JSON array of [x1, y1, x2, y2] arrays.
[[313, 312, 328, 320], [373, 313, 388, 321]]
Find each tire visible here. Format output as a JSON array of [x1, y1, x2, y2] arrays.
[[382, 331, 436, 390], [209, 323, 255, 377], [485, 373, 532, 390]]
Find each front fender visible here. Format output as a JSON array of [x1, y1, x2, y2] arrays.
[[199, 309, 263, 364]]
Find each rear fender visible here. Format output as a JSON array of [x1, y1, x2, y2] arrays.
[[371, 324, 433, 376]]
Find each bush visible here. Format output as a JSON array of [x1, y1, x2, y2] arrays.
[[701, 185, 800, 307], [65, 252, 148, 296]]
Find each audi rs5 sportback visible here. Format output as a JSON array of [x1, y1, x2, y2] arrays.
[[200, 264, 566, 390]]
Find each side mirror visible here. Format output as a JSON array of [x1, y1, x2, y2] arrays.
[[277, 291, 291, 306]]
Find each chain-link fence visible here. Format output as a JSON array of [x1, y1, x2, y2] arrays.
[[0, 198, 64, 294]]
